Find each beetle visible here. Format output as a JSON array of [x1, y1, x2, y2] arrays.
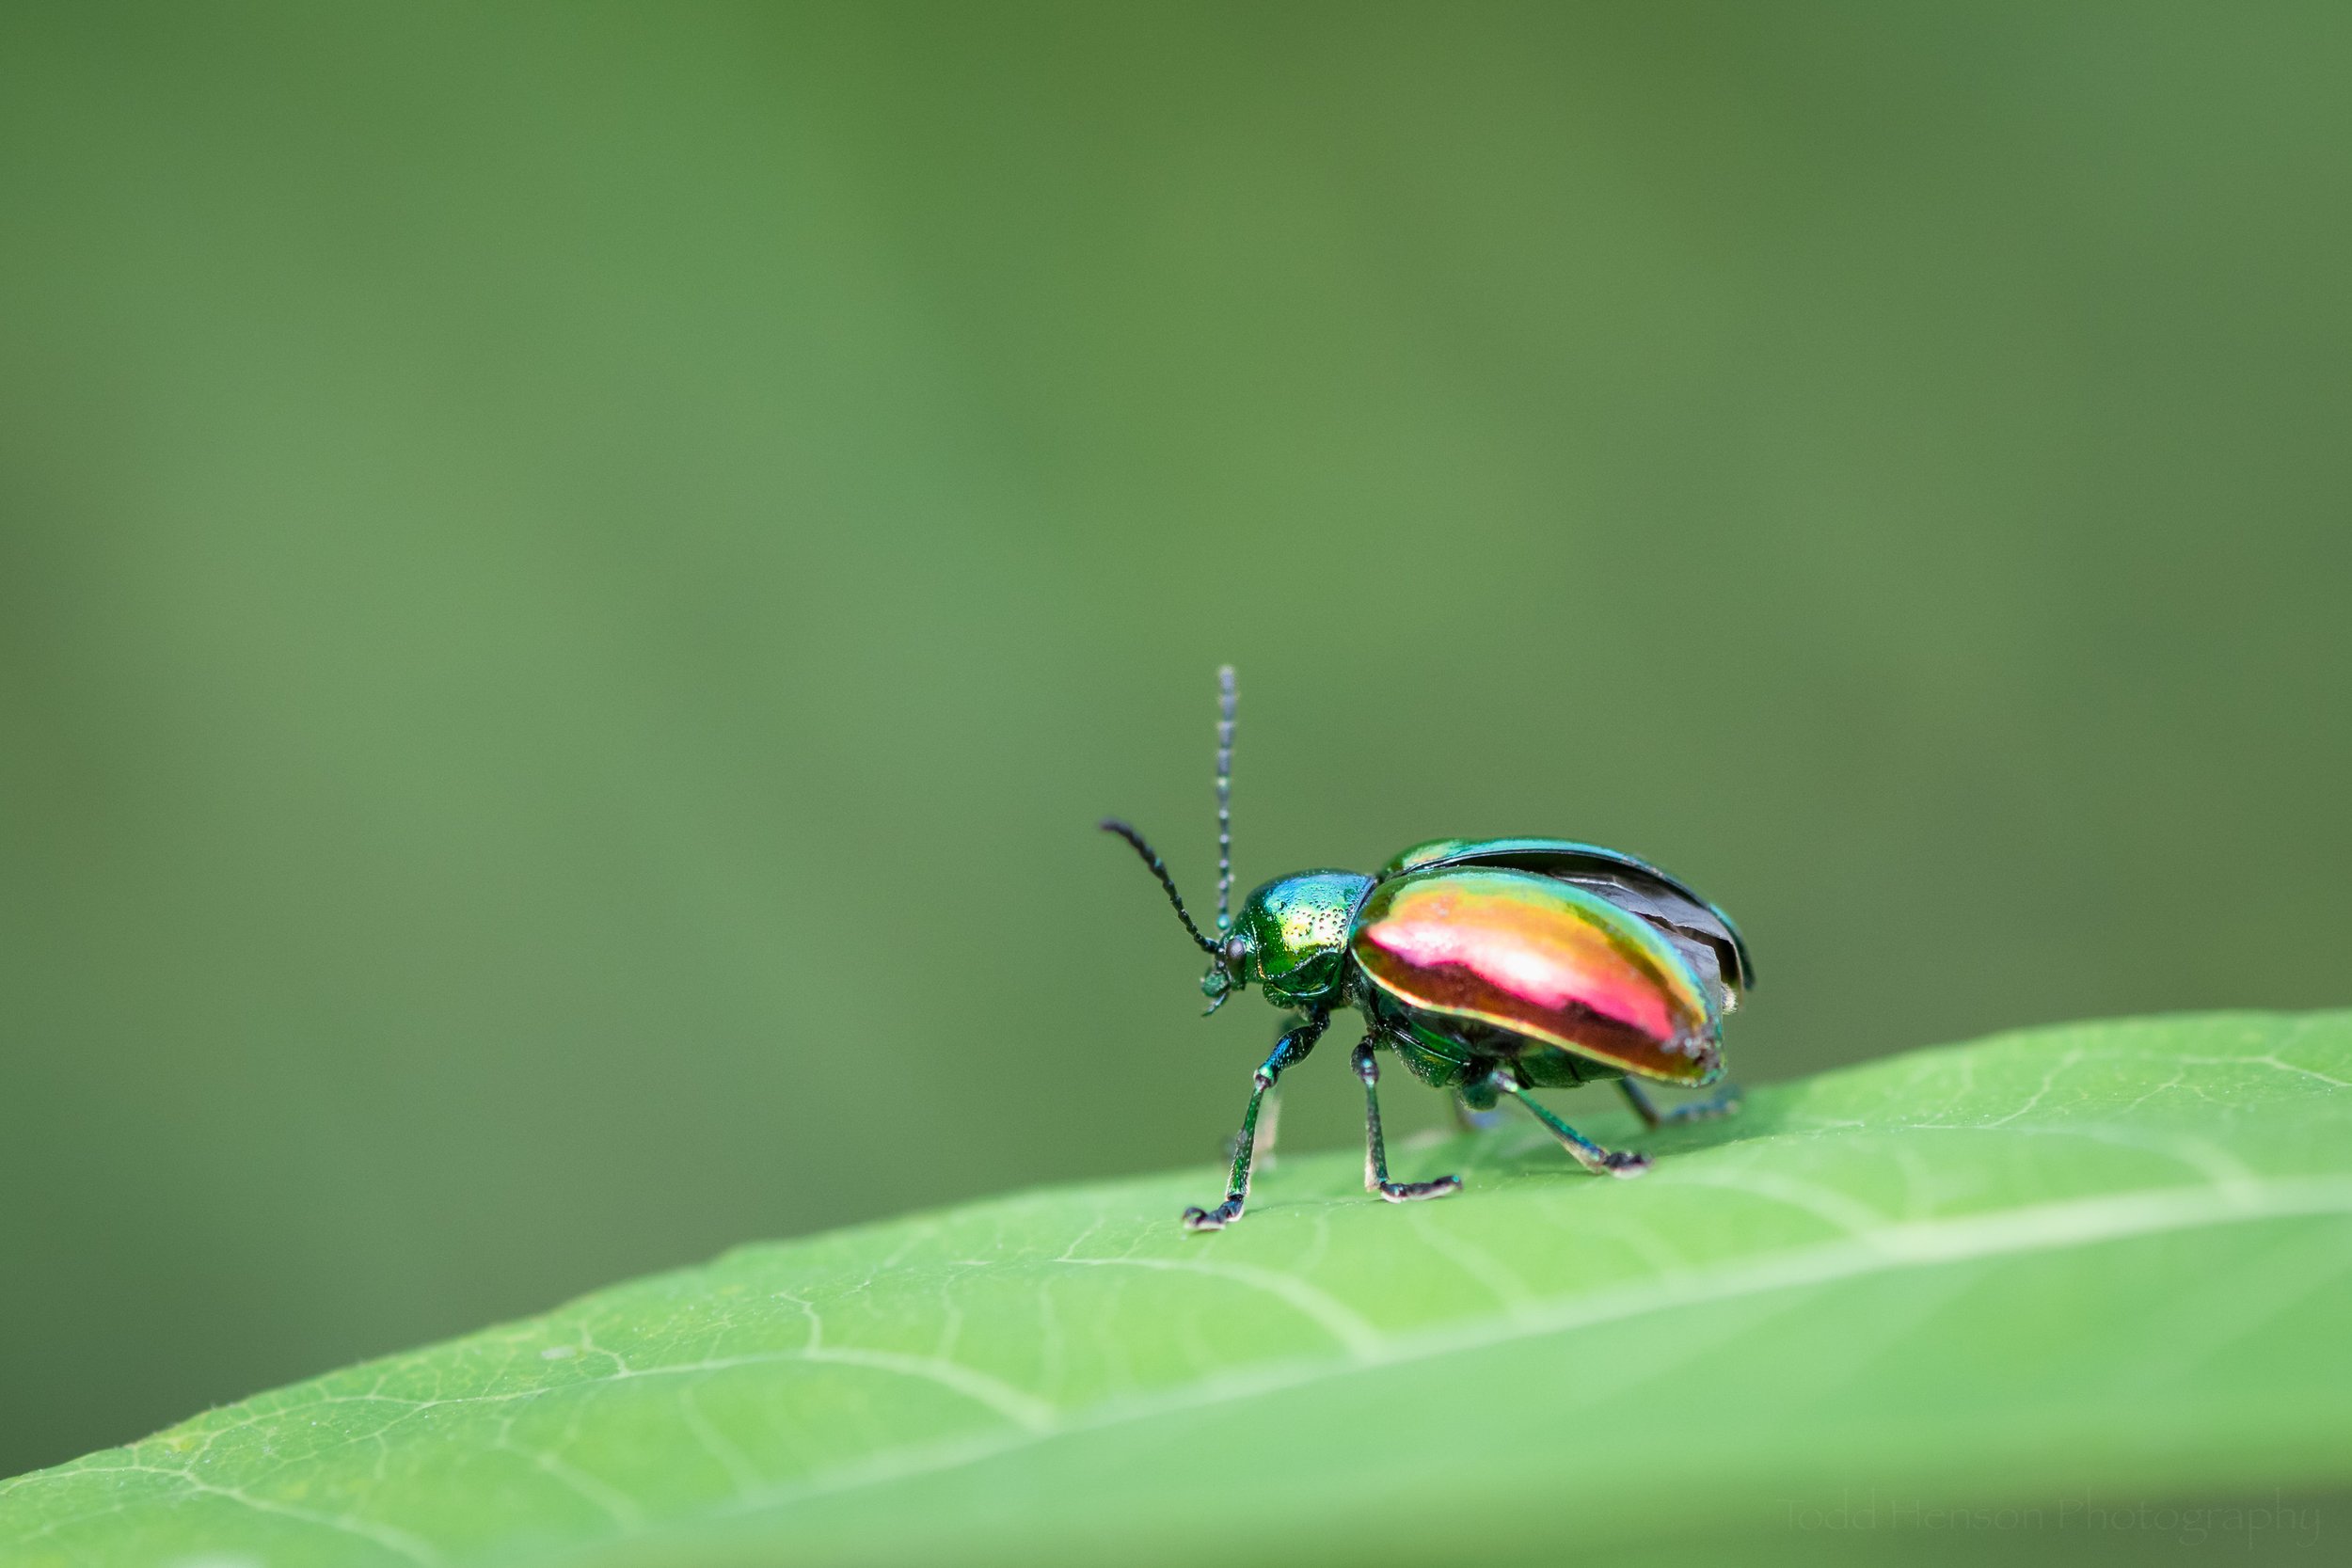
[[1104, 667, 1752, 1231]]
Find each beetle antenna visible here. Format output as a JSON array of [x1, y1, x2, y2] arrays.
[[1215, 664, 1236, 934], [1100, 818, 1219, 956]]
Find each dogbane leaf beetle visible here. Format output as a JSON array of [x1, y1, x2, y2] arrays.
[[1103, 667, 1753, 1232]]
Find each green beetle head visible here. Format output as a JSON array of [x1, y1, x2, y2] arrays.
[[1213, 871, 1375, 1010]]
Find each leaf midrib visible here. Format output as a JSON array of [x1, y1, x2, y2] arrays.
[[676, 1168, 2352, 1527]]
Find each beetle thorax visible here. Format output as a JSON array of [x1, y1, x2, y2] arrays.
[[1232, 871, 1374, 1007]]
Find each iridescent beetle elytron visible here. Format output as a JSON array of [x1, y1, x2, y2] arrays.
[[1104, 668, 1752, 1232]]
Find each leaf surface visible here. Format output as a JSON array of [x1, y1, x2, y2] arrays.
[[7, 1013, 2352, 1566]]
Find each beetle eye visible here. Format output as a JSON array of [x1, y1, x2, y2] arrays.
[[1223, 936, 1248, 973]]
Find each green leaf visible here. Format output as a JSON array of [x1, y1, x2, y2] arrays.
[[8, 1013, 2351, 1566]]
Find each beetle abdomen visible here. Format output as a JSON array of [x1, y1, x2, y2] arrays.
[[1352, 868, 1722, 1085]]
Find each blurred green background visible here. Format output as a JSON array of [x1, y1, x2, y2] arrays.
[[3, 1, 2349, 1481]]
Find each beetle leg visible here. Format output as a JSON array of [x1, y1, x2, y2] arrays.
[[1492, 1069, 1651, 1178], [1220, 1083, 1280, 1170], [1184, 1010, 1327, 1232], [1450, 1093, 1505, 1135], [1618, 1078, 1743, 1130], [1354, 1037, 1463, 1204]]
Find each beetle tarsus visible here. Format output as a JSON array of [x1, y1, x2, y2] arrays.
[[1375, 1176, 1462, 1203], [1183, 1200, 1242, 1231], [1618, 1078, 1743, 1130]]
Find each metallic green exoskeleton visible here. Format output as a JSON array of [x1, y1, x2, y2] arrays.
[[1104, 668, 1752, 1231]]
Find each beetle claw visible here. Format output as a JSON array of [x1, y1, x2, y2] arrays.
[[1597, 1151, 1652, 1179], [1375, 1175, 1462, 1203]]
